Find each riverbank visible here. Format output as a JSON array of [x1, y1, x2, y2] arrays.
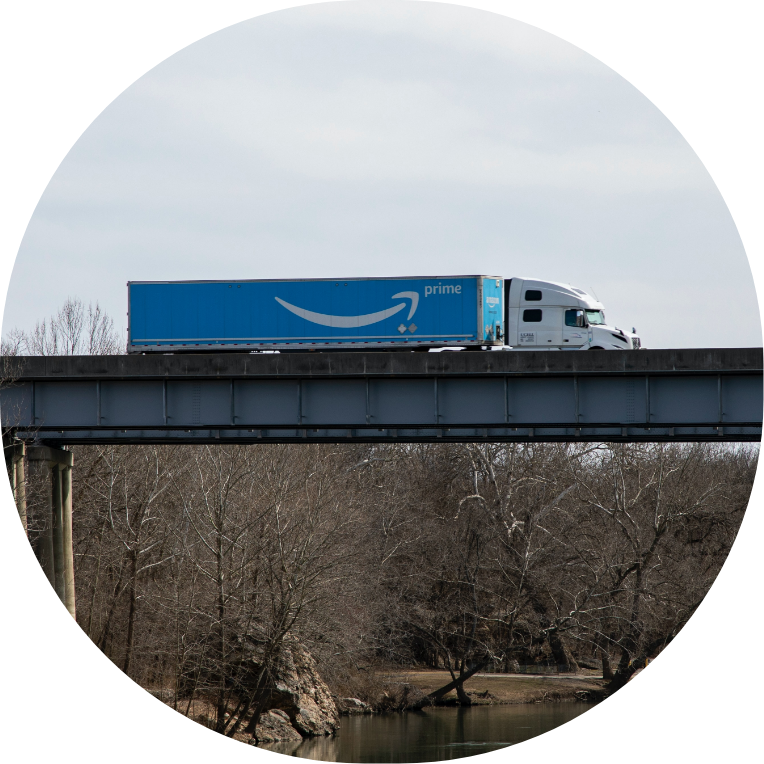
[[147, 667, 606, 748], [380, 669, 608, 705]]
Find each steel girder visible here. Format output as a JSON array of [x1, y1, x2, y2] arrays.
[[2, 348, 761, 444]]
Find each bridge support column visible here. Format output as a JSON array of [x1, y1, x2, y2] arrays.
[[26, 446, 76, 617], [4, 441, 28, 532], [61, 461, 76, 617], [26, 451, 55, 588]]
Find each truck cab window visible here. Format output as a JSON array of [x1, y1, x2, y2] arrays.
[[565, 309, 586, 327], [525, 290, 542, 301], [523, 309, 542, 322], [585, 310, 606, 325]]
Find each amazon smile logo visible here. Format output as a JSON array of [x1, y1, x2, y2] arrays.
[[274, 292, 419, 328]]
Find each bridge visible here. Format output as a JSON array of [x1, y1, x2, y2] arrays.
[[3, 347, 760, 618], [2, 347, 762, 444]]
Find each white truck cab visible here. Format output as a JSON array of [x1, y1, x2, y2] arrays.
[[505, 278, 641, 350]]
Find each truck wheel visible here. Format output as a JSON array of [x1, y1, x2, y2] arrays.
[[589, 346, 604, 350]]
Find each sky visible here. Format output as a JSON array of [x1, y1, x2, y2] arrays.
[[3, 0, 760, 349]]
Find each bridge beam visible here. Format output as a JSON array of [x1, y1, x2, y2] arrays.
[[12, 424, 761, 445], [1, 349, 761, 444]]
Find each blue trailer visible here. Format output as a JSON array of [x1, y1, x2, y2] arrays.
[[127, 276, 504, 352]]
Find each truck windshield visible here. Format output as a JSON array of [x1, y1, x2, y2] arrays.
[[585, 310, 606, 325]]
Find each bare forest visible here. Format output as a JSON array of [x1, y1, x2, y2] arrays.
[[27, 441, 751, 725], [3, 303, 757, 743]]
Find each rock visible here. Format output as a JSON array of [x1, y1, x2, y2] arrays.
[[254, 710, 303, 743], [236, 633, 340, 738], [338, 697, 370, 715], [267, 639, 340, 736]]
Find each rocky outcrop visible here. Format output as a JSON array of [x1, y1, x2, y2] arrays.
[[265, 638, 340, 737], [235, 633, 340, 740]]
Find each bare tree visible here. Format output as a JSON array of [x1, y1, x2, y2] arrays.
[[71, 446, 179, 674], [563, 443, 753, 690], [230, 445, 362, 740], [1, 328, 25, 357], [6, 297, 122, 355]]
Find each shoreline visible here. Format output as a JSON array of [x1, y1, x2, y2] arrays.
[[370, 668, 609, 708], [149, 667, 609, 747]]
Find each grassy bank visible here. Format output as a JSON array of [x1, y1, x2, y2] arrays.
[[382, 669, 607, 705]]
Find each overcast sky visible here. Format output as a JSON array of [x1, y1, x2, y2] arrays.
[[3, 1, 759, 349]]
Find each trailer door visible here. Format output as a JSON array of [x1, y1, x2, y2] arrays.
[[481, 277, 504, 343]]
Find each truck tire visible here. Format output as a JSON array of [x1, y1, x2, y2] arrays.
[[589, 346, 604, 350]]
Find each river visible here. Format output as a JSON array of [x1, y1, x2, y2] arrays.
[[260, 703, 595, 761]]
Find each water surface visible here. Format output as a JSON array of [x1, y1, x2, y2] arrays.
[[261, 704, 594, 762]]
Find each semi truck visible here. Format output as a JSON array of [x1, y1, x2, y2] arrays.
[[126, 276, 641, 353]]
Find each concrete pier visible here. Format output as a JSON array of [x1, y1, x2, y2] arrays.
[[22, 446, 76, 617]]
